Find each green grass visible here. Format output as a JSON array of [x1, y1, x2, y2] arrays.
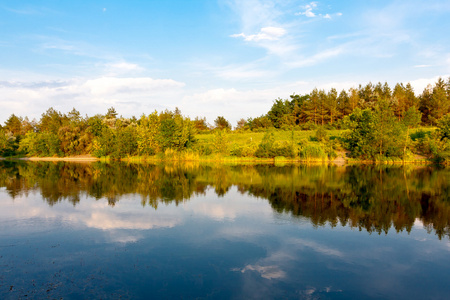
[[115, 128, 443, 164], [196, 129, 347, 145]]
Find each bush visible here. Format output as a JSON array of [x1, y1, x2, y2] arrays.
[[410, 129, 431, 141], [438, 113, 450, 141], [298, 142, 327, 160], [254, 131, 295, 158], [193, 143, 213, 156], [314, 126, 327, 142]]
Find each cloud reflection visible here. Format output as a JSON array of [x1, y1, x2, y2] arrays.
[[0, 192, 182, 243], [233, 264, 286, 280]]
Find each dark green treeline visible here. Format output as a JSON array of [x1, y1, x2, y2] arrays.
[[1, 161, 449, 239], [1, 78, 450, 161]]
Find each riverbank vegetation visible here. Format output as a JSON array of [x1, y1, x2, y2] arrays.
[[1, 78, 450, 163]]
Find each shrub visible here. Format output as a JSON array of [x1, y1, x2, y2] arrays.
[[410, 129, 431, 141], [314, 126, 328, 142], [298, 142, 327, 160]]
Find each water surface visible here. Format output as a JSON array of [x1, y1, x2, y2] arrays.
[[0, 161, 449, 299]]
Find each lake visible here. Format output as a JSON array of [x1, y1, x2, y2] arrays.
[[0, 161, 449, 299]]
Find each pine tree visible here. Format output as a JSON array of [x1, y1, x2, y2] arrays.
[[326, 88, 340, 125]]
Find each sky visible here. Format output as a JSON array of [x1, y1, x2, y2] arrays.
[[0, 0, 449, 126]]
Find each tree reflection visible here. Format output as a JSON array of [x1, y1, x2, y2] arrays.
[[0, 161, 449, 238]]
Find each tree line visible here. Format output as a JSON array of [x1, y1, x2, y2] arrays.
[[0, 77, 450, 161], [243, 77, 450, 130]]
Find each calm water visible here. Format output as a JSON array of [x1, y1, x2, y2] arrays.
[[0, 161, 449, 299]]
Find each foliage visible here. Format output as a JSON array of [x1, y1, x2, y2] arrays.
[[213, 129, 229, 154], [19, 131, 61, 157], [298, 141, 327, 160], [136, 111, 160, 156], [214, 116, 231, 130], [314, 126, 328, 142], [1, 77, 450, 162], [158, 110, 190, 151], [437, 113, 450, 141], [254, 131, 295, 158], [345, 103, 407, 160]]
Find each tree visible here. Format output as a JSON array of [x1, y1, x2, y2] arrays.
[[193, 117, 209, 131], [68, 108, 83, 125], [437, 113, 450, 141], [158, 110, 191, 151], [21, 117, 36, 135], [137, 111, 160, 155], [19, 131, 61, 157], [0, 130, 8, 155], [213, 129, 228, 154], [87, 115, 107, 137], [404, 83, 418, 111], [4, 114, 23, 136], [316, 90, 328, 126], [235, 118, 247, 131], [348, 88, 360, 112], [247, 116, 272, 131], [267, 98, 292, 128], [419, 84, 433, 125], [106, 107, 118, 119], [372, 100, 403, 157], [346, 103, 404, 159], [346, 108, 376, 159], [304, 88, 320, 125], [358, 83, 377, 109], [338, 89, 351, 117], [290, 93, 309, 124], [430, 78, 450, 124], [113, 126, 138, 158], [326, 88, 340, 126], [254, 131, 276, 158], [214, 116, 231, 130], [401, 106, 421, 157], [39, 108, 67, 134], [392, 83, 407, 120], [104, 107, 118, 128]]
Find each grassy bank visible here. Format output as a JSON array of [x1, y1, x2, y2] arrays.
[[4, 128, 447, 165]]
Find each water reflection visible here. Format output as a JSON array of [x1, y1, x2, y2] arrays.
[[0, 161, 449, 239], [1, 161, 450, 299]]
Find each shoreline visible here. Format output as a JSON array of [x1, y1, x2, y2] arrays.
[[16, 155, 99, 162], [1, 155, 437, 165]]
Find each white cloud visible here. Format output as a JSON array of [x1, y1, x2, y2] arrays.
[[226, 0, 282, 33], [83, 77, 184, 96], [0, 76, 185, 123], [181, 86, 284, 124], [289, 46, 344, 68], [106, 62, 142, 71], [226, 0, 299, 57], [101, 61, 145, 76], [296, 2, 318, 18], [231, 26, 286, 42], [409, 74, 449, 94], [296, 2, 341, 20]]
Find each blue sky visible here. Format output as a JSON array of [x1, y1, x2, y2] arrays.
[[1, 0, 449, 126]]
